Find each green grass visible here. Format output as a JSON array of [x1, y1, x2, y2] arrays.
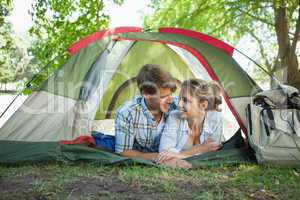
[[0, 163, 299, 200]]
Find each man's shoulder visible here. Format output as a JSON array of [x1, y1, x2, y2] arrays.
[[165, 96, 179, 116], [168, 109, 182, 119], [165, 109, 186, 126], [116, 96, 143, 116]]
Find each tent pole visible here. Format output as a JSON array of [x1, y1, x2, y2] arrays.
[[233, 47, 281, 88]]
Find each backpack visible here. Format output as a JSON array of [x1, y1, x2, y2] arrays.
[[246, 85, 300, 164]]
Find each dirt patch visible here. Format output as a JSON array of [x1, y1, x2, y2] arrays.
[[65, 175, 189, 200], [0, 168, 57, 200], [66, 175, 129, 195], [0, 174, 39, 200], [0, 174, 35, 193], [175, 178, 203, 192], [248, 189, 279, 200]]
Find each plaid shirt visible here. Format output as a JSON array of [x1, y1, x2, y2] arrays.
[[115, 96, 178, 153]]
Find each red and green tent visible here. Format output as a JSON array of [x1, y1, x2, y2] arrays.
[[0, 27, 258, 165]]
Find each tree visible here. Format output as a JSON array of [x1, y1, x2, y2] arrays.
[[0, 0, 15, 88], [274, 0, 300, 89], [0, 0, 38, 92], [0, 0, 12, 25], [144, 0, 300, 89], [28, 0, 123, 88]]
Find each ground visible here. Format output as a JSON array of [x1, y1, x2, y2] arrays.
[[0, 163, 299, 200]]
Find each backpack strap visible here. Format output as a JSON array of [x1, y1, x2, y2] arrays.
[[247, 104, 253, 135], [260, 107, 275, 136], [296, 109, 300, 121]]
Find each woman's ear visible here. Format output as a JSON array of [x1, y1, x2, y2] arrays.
[[199, 100, 208, 110]]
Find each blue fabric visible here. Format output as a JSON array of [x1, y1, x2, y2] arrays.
[[92, 131, 115, 152]]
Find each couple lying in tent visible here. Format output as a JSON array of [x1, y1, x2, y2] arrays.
[[114, 64, 224, 169]]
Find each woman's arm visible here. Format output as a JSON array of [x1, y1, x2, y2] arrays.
[[157, 139, 220, 162], [159, 112, 187, 153], [203, 111, 224, 144], [178, 139, 220, 158]]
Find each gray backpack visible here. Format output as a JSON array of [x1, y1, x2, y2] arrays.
[[246, 85, 300, 164]]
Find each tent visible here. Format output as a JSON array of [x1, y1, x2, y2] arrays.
[[0, 27, 258, 165]]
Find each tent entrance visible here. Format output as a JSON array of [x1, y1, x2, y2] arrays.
[[93, 40, 239, 140], [94, 40, 194, 120]]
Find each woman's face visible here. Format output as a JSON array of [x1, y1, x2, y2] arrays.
[[178, 88, 207, 119]]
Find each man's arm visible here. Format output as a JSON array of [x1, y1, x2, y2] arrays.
[[115, 108, 158, 161], [121, 150, 158, 161]]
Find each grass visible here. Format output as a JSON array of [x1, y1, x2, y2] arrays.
[[0, 163, 300, 200]]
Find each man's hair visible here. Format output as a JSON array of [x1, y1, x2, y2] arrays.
[[137, 64, 177, 95]]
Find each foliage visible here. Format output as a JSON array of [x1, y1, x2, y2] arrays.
[[144, 0, 300, 88], [0, 0, 38, 90], [0, 0, 12, 25], [27, 0, 117, 89], [0, 0, 29, 86], [0, 22, 15, 83], [0, 0, 13, 84]]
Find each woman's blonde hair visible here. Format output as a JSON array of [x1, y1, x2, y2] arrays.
[[181, 79, 222, 111]]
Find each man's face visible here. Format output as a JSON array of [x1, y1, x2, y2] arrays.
[[144, 88, 174, 114]]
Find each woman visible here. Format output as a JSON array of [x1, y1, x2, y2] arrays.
[[157, 78, 224, 162]]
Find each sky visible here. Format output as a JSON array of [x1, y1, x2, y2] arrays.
[[7, 0, 33, 34], [8, 0, 152, 35]]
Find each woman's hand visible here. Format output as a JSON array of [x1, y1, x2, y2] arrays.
[[155, 150, 178, 163], [154, 150, 192, 169], [159, 157, 192, 169], [203, 138, 221, 152]]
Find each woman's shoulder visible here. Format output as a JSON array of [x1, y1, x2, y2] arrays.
[[206, 110, 222, 119], [206, 110, 223, 124]]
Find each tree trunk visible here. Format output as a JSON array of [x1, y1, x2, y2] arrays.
[[274, 0, 300, 90], [285, 50, 300, 90]]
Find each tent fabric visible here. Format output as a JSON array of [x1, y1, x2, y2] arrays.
[[115, 32, 260, 98], [0, 138, 254, 167], [0, 27, 262, 165], [68, 26, 142, 55], [41, 38, 111, 100], [159, 27, 234, 56], [166, 44, 211, 81], [79, 40, 134, 101], [0, 91, 77, 141], [230, 96, 253, 133], [70, 40, 134, 136]]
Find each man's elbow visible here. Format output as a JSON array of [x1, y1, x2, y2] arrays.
[[120, 150, 135, 157]]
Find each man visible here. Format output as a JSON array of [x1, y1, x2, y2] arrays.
[[115, 64, 191, 168]]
